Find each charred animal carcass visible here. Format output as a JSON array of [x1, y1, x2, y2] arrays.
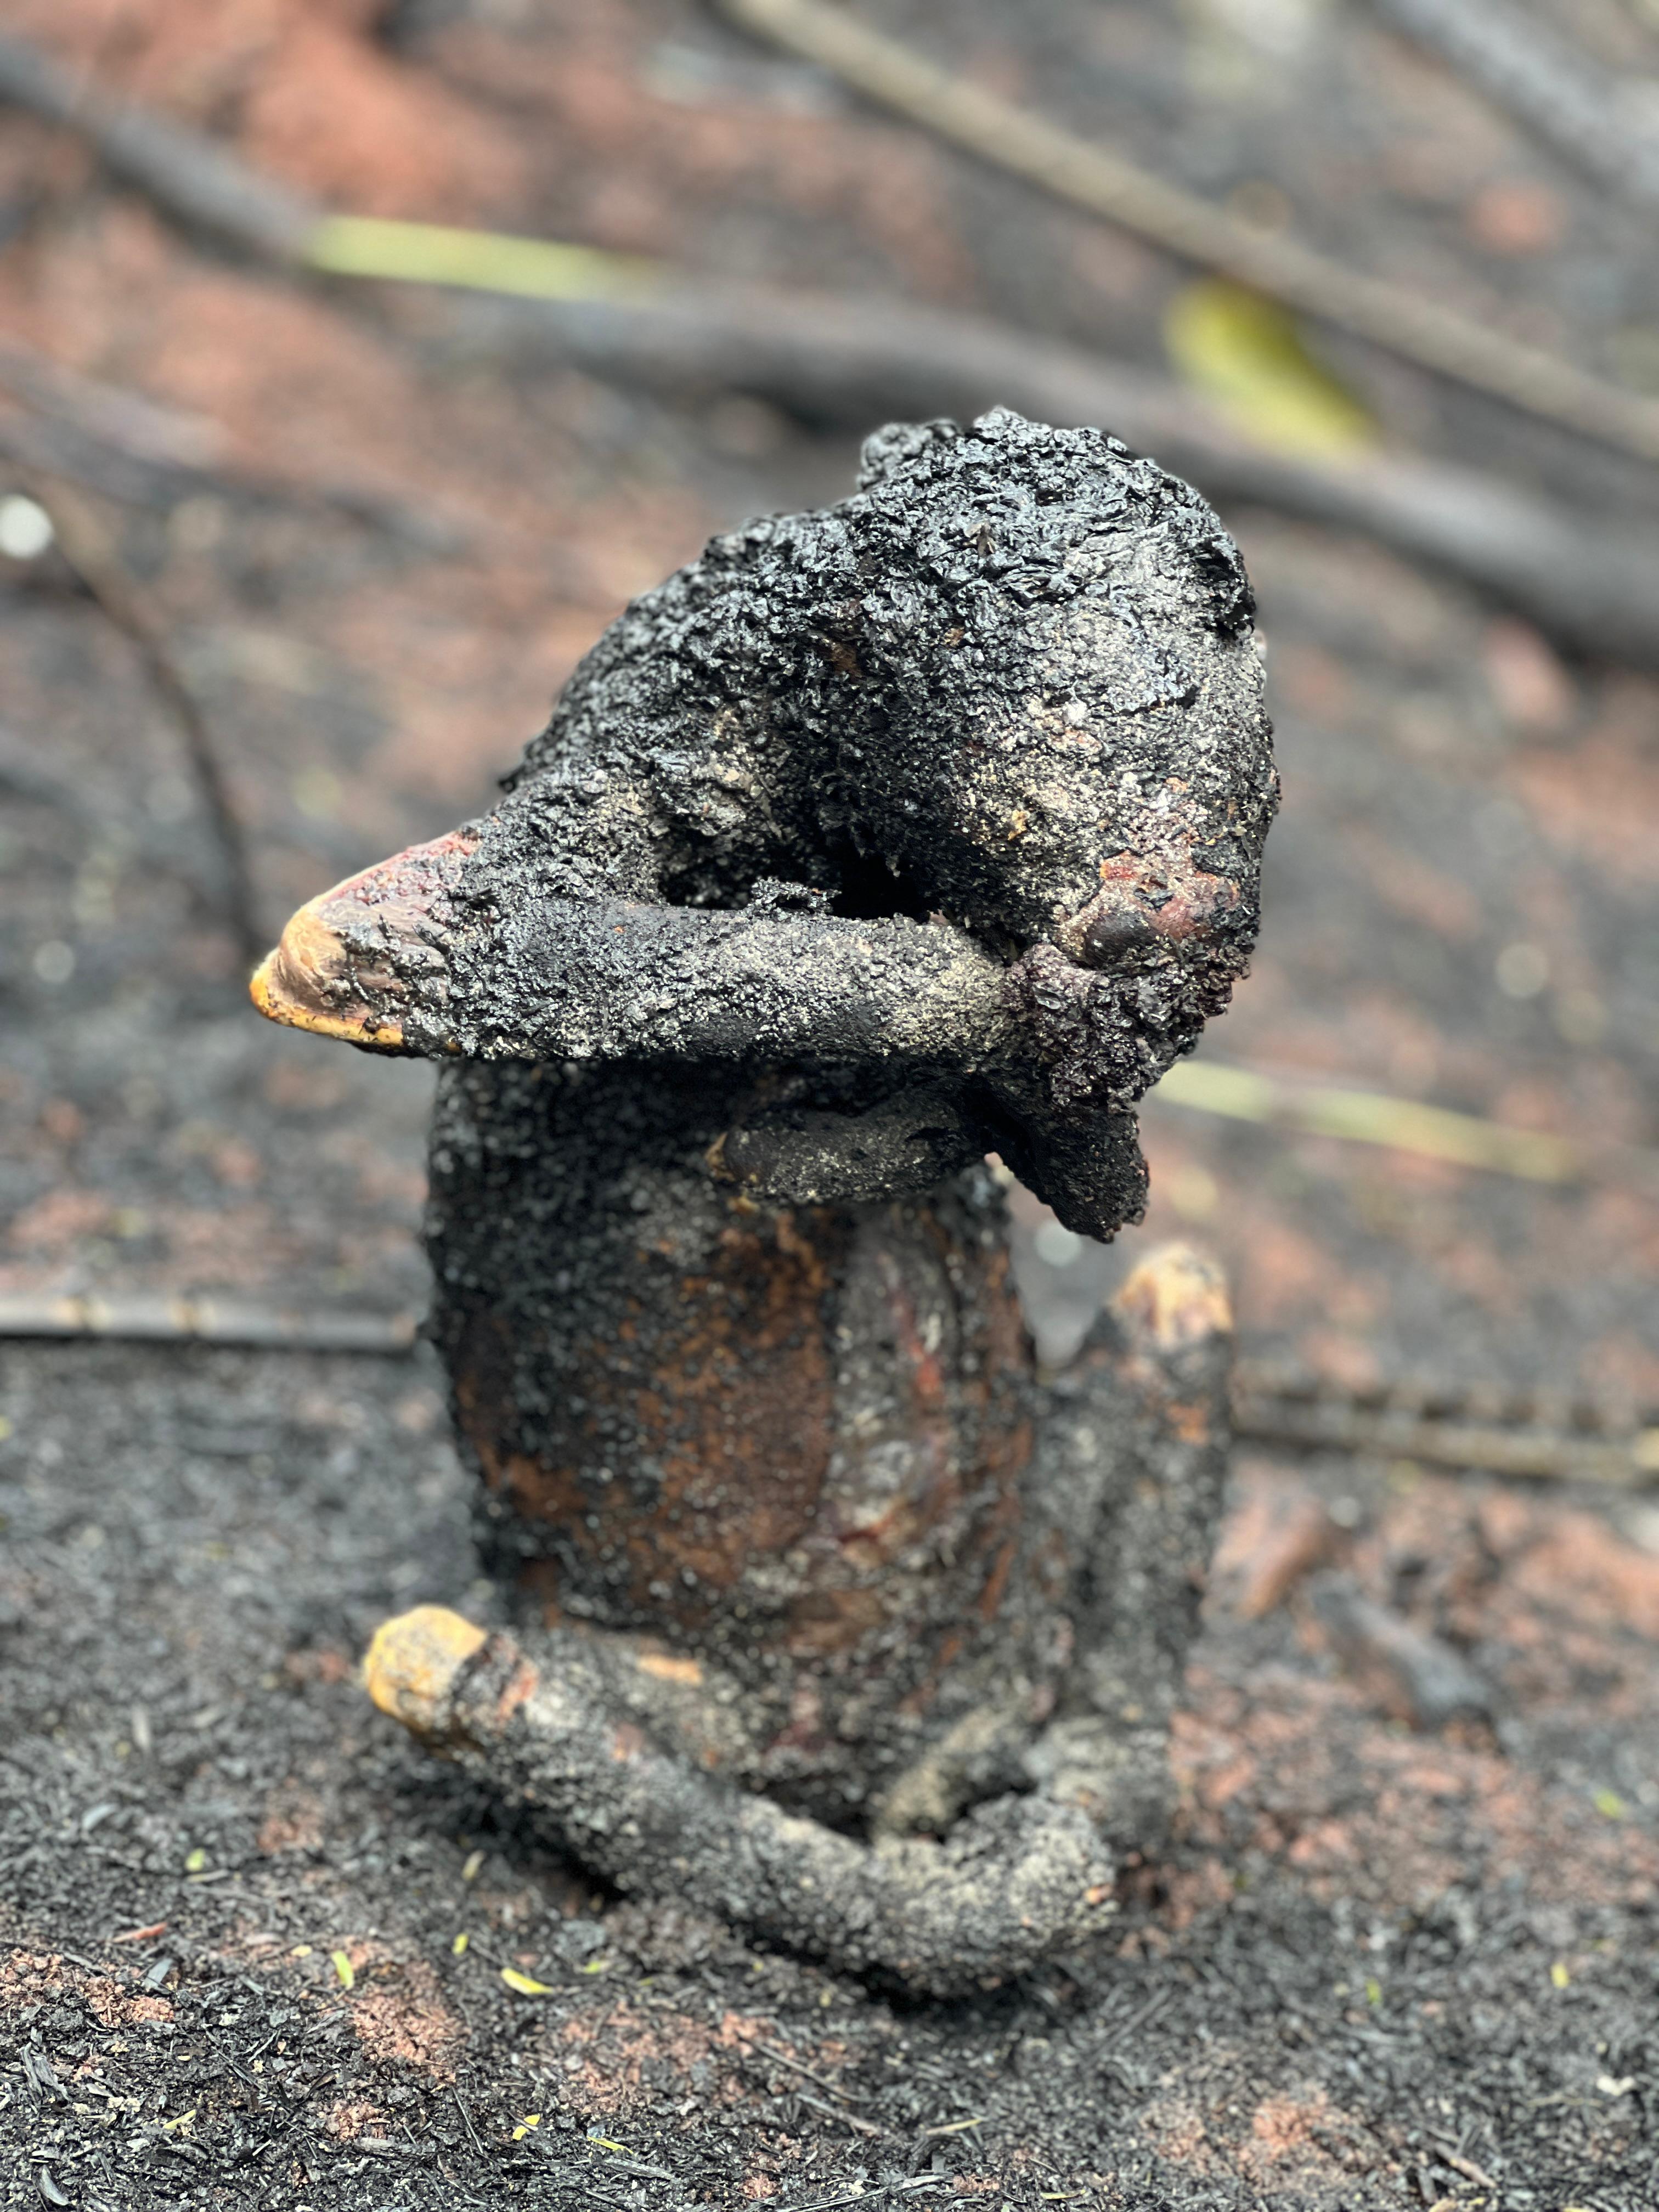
[[253, 410, 1277, 1992]]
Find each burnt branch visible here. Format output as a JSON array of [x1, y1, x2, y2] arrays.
[[3, 20, 1656, 656], [25, 471, 265, 965], [1362, 0, 1659, 214], [3, 30, 1659, 650], [715, 0, 1659, 465]]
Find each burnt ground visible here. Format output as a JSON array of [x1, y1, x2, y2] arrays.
[[3, 0, 1659, 2204], [4, 1345, 1658, 2211]]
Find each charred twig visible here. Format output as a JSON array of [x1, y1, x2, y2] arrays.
[[0, 5, 120, 261], [0, 402, 458, 549], [732, 2035, 866, 2108], [714, 0, 1659, 465], [1236, 1358, 1659, 1438], [1231, 1384, 1659, 1489], [0, 334, 459, 549], [1153, 1059, 1659, 1197], [1097, 1988, 1175, 2052], [1363, 0, 1659, 214], [5, 1291, 1654, 1492], [451, 2092, 487, 2163], [0, 1293, 419, 1352], [786, 2091, 884, 2137], [0, 27, 1656, 654], [0, 405, 227, 516], [447, 282, 1659, 670], [1309, 1573, 1493, 1729], [0, 338, 224, 469], [17, 472, 264, 964], [0, 28, 318, 261], [789, 2187, 948, 2212]]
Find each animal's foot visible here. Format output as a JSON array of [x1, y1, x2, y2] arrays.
[[364, 1606, 1118, 1996]]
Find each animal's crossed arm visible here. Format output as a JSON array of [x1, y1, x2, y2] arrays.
[[256, 410, 1273, 1237]]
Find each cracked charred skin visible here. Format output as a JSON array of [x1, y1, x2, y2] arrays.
[[256, 410, 1276, 1989]]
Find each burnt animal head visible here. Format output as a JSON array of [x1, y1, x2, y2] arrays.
[[253, 409, 1275, 1239], [821, 412, 1266, 953]]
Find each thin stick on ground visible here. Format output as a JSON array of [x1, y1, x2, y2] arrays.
[[18, 471, 265, 964], [0, 1291, 419, 1352], [0, 27, 317, 261], [1231, 1390, 1659, 1489], [713, 0, 1659, 465], [0, 0, 125, 259], [1151, 1058, 1659, 1196], [0, 335, 461, 549], [2, 1293, 1654, 1488], [445, 280, 1659, 669]]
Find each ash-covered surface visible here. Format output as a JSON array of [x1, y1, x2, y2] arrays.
[[3, 1340, 1657, 2209], [3, 0, 1659, 2200], [3, 0, 1657, 1395]]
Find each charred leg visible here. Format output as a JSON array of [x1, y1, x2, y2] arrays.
[[365, 1607, 1118, 1996], [1028, 1244, 1234, 1851]]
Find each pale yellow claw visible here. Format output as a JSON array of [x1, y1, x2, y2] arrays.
[[250, 917, 406, 1048], [1113, 1242, 1233, 1352], [248, 828, 476, 1049], [363, 1605, 489, 1734]]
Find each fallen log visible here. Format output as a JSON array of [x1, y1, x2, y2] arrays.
[[1, 26, 1656, 662], [714, 0, 1659, 465]]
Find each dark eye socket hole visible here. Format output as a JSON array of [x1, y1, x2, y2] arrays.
[[823, 842, 933, 923], [1079, 909, 1155, 968]]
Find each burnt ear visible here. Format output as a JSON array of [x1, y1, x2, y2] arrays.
[[984, 1105, 1149, 1244]]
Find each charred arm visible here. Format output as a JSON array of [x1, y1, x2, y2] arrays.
[[253, 838, 1012, 1074]]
